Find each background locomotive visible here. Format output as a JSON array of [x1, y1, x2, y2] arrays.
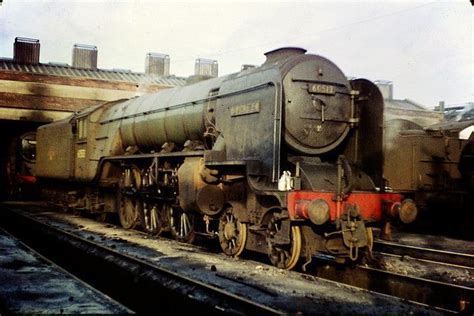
[[35, 47, 416, 269], [383, 119, 474, 234], [4, 132, 37, 199]]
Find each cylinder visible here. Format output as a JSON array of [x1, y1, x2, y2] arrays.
[[177, 157, 225, 215]]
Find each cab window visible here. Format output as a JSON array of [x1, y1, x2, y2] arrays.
[[77, 118, 87, 140]]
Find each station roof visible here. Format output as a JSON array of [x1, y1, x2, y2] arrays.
[[0, 58, 186, 87], [383, 97, 443, 127], [384, 98, 431, 111], [426, 119, 474, 132]]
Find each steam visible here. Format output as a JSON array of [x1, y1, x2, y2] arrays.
[[383, 120, 404, 152]]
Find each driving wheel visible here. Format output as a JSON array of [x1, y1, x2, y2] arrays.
[[266, 213, 302, 270], [218, 207, 247, 257], [118, 166, 141, 229]]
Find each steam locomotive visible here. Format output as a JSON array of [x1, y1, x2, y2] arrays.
[[35, 47, 417, 269], [383, 119, 474, 230]]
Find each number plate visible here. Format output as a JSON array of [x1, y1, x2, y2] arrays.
[[230, 102, 260, 117], [309, 84, 336, 95]]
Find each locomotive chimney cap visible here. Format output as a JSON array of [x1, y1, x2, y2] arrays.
[[263, 47, 307, 64]]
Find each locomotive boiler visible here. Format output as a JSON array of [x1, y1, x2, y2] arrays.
[[35, 47, 416, 269]]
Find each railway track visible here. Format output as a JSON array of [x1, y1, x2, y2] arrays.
[[312, 234, 474, 314], [313, 253, 472, 314], [373, 239, 474, 267], [0, 203, 456, 314], [0, 207, 284, 315]]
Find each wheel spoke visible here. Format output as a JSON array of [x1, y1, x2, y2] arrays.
[[154, 208, 159, 230], [168, 205, 194, 243], [150, 208, 155, 230], [218, 208, 247, 257], [280, 252, 285, 264], [184, 214, 191, 234], [170, 208, 175, 227], [139, 201, 165, 236]]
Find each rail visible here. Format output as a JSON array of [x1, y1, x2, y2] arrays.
[[373, 239, 474, 268]]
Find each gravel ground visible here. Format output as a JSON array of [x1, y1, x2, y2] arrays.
[[371, 226, 474, 287], [372, 252, 474, 287]]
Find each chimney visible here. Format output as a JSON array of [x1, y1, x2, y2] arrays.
[[194, 58, 218, 77], [263, 47, 306, 65], [13, 37, 40, 64], [145, 53, 170, 76], [438, 101, 445, 117], [241, 64, 256, 71], [72, 44, 98, 70], [374, 80, 393, 100]]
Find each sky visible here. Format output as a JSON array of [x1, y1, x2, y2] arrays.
[[0, 0, 472, 108]]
